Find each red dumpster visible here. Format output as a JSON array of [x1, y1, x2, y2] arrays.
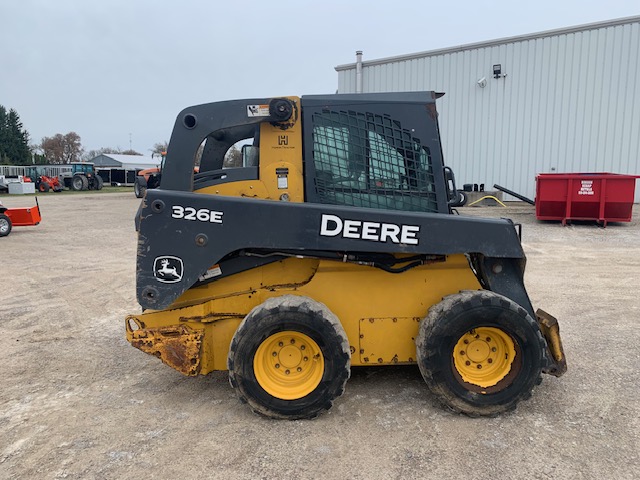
[[536, 173, 640, 226]]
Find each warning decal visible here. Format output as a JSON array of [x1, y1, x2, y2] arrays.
[[247, 105, 270, 117], [198, 264, 222, 282]]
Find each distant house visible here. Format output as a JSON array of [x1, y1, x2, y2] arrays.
[[90, 154, 162, 186]]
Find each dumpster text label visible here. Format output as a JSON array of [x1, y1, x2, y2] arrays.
[[578, 180, 594, 196]]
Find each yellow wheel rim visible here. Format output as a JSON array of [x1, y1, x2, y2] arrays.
[[254, 331, 324, 400], [453, 327, 517, 388]]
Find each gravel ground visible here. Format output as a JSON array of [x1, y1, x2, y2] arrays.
[[1, 192, 638, 480]]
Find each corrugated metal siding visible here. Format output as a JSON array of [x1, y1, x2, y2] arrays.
[[337, 19, 640, 201]]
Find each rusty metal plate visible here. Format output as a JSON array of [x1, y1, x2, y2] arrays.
[[536, 308, 568, 377], [129, 324, 204, 376]]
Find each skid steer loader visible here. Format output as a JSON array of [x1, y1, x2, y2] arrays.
[[126, 92, 566, 419]]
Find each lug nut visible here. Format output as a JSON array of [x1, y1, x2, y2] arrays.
[[486, 337, 491, 342], [460, 351, 465, 356], [272, 352, 277, 357], [465, 361, 471, 366], [492, 347, 497, 352], [290, 339, 295, 344], [477, 365, 482, 369], [300, 345, 305, 350], [488, 358, 493, 364], [303, 357, 308, 362], [275, 364, 280, 368], [297, 367, 302, 372], [278, 342, 283, 347], [285, 370, 290, 375]]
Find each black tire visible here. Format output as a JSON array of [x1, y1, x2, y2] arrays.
[[39, 182, 50, 192], [95, 175, 104, 190], [228, 295, 351, 419], [134, 181, 146, 198], [416, 290, 545, 416], [72, 175, 88, 191], [0, 213, 12, 237], [450, 190, 467, 207]]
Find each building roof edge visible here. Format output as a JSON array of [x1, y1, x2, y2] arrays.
[[335, 15, 640, 71]]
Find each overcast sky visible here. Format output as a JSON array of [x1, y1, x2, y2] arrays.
[[1, 0, 638, 155]]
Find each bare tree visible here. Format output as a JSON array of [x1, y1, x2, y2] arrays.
[[41, 132, 84, 164], [41, 134, 65, 164], [83, 147, 143, 161], [151, 141, 168, 156], [62, 132, 83, 163]]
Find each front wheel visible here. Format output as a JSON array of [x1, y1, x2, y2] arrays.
[[416, 290, 545, 416], [0, 213, 12, 237], [134, 181, 145, 198], [228, 295, 351, 419]]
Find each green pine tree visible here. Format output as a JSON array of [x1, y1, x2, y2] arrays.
[[0, 104, 32, 164]]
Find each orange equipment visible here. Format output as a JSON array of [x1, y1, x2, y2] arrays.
[[0, 199, 42, 237]]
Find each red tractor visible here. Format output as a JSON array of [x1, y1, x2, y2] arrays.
[[134, 153, 199, 198], [36, 175, 63, 192], [134, 165, 162, 198], [24, 167, 63, 192]]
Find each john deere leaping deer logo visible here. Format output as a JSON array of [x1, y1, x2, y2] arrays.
[[153, 256, 184, 283]]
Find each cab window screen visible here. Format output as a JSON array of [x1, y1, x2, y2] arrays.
[[311, 110, 437, 212]]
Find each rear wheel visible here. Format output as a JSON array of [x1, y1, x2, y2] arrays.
[[0, 214, 12, 237], [228, 295, 351, 419], [95, 175, 104, 190], [39, 182, 50, 192], [416, 290, 544, 416]]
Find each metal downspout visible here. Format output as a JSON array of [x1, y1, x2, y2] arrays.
[[355, 50, 363, 93]]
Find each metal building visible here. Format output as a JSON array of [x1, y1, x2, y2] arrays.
[[336, 16, 640, 201], [91, 154, 161, 186]]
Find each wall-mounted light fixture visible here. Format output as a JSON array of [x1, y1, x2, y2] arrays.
[[477, 77, 487, 88], [493, 64, 503, 79]]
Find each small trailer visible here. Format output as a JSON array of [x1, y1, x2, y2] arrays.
[[0, 198, 42, 237]]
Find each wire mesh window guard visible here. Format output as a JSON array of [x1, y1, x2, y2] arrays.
[[312, 109, 438, 213]]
